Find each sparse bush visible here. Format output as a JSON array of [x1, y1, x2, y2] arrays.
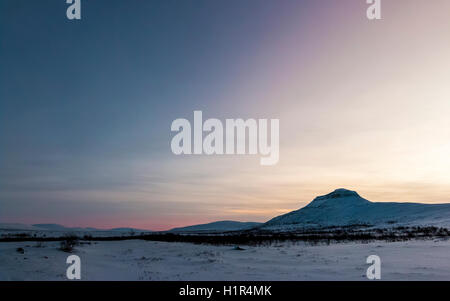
[[59, 236, 79, 253]]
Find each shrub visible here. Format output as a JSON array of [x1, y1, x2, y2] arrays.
[[59, 236, 79, 253]]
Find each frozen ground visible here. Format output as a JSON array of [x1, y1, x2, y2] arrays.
[[1, 239, 450, 281]]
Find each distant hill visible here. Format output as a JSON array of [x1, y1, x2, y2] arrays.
[[109, 227, 150, 232], [0, 223, 150, 233], [33, 224, 75, 231], [262, 188, 450, 230], [0, 223, 40, 231], [170, 221, 262, 233]]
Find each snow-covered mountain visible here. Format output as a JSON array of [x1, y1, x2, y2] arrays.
[[33, 224, 84, 231], [30, 224, 149, 232], [170, 221, 262, 233], [0, 223, 41, 231], [0, 223, 150, 234], [262, 188, 450, 230]]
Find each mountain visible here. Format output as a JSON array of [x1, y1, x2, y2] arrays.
[[109, 227, 150, 232], [32, 224, 102, 231], [27, 224, 149, 232], [262, 188, 450, 230], [0, 223, 41, 231], [170, 221, 262, 233], [33, 224, 73, 230]]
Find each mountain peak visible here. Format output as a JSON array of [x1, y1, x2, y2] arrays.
[[316, 188, 360, 200], [307, 188, 367, 208]]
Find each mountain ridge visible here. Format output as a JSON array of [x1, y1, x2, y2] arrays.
[[3, 189, 450, 234], [262, 188, 450, 230], [169, 220, 262, 233]]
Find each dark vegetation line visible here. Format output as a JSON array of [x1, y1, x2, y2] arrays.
[[1, 226, 449, 246]]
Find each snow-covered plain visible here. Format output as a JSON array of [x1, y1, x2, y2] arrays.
[[1, 239, 450, 281]]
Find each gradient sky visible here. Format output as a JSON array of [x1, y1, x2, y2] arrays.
[[1, 0, 450, 230]]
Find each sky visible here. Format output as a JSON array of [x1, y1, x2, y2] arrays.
[[1, 0, 450, 230]]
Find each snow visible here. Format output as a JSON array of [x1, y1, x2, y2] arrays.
[[2, 188, 450, 281], [1, 239, 450, 280]]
